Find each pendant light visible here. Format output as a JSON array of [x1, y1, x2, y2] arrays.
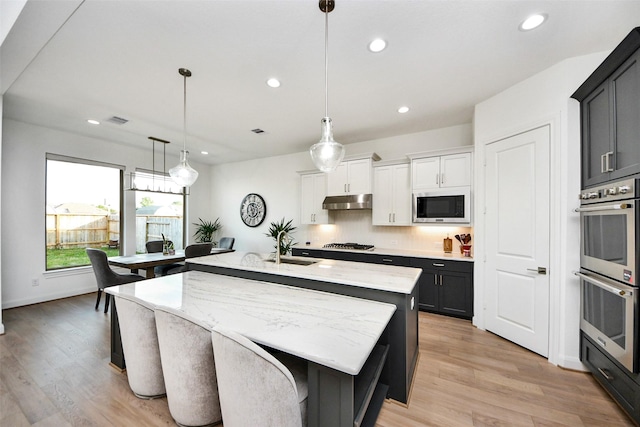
[[169, 68, 199, 187], [310, 0, 345, 173]]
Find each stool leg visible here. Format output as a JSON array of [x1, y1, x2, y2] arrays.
[[104, 293, 110, 313], [95, 289, 102, 310]]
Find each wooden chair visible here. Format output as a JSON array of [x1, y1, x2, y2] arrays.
[[86, 248, 144, 313]]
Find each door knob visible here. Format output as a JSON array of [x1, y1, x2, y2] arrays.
[[526, 267, 547, 275]]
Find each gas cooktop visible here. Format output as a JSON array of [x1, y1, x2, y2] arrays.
[[323, 243, 375, 251]]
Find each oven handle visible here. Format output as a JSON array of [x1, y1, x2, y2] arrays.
[[574, 203, 631, 213], [574, 271, 633, 297]]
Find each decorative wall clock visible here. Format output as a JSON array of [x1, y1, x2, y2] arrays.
[[240, 193, 266, 227]]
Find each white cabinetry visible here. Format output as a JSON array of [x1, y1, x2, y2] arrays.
[[300, 173, 331, 224], [373, 163, 411, 226], [327, 158, 375, 196], [412, 152, 471, 190]]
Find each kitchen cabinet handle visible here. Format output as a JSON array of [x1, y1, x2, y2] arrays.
[[436, 174, 439, 185], [441, 173, 445, 184], [434, 275, 438, 285], [601, 153, 607, 174], [344, 183, 347, 193], [439, 275, 443, 286], [382, 258, 393, 263], [606, 151, 614, 172], [392, 213, 396, 223], [301, 252, 310, 255], [597, 367, 613, 381], [433, 263, 445, 267], [389, 213, 392, 223]]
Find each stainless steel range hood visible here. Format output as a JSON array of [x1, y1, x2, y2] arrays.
[[322, 194, 372, 210]]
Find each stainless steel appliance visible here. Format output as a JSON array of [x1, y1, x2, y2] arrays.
[[577, 269, 638, 372], [323, 243, 375, 250], [576, 178, 638, 285], [412, 188, 470, 223], [577, 177, 640, 372]]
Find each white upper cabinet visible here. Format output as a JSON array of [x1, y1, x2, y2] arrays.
[[412, 152, 471, 190], [327, 155, 380, 196], [300, 172, 331, 225], [373, 163, 411, 226]]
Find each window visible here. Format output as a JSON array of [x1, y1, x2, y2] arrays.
[[132, 169, 185, 253], [46, 154, 124, 270]]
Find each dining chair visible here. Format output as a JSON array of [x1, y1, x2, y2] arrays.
[[211, 327, 308, 427], [165, 242, 213, 275], [218, 237, 235, 250], [86, 248, 144, 313], [145, 239, 181, 276], [154, 306, 222, 427], [112, 295, 166, 399]]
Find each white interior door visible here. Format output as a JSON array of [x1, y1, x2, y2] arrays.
[[485, 125, 550, 357]]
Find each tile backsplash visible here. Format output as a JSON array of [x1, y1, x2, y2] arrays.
[[300, 210, 472, 252]]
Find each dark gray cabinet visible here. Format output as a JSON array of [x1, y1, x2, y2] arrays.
[[292, 248, 474, 319], [573, 27, 640, 188], [410, 259, 473, 319]]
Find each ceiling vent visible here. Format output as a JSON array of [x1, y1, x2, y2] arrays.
[[251, 128, 265, 134], [106, 116, 129, 125]]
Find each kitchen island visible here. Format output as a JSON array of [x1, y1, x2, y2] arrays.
[[106, 272, 395, 427], [187, 251, 421, 404]]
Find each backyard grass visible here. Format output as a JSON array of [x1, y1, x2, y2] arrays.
[[47, 247, 120, 270]]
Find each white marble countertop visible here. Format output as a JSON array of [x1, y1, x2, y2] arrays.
[[106, 271, 395, 375], [298, 244, 474, 262], [188, 251, 422, 295]]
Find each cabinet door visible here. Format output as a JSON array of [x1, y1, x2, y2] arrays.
[[312, 174, 329, 223], [439, 271, 473, 319], [582, 82, 612, 187], [611, 50, 640, 181], [327, 163, 348, 195], [440, 153, 471, 188], [418, 268, 438, 311], [391, 164, 411, 225], [412, 157, 440, 190], [372, 166, 393, 225], [301, 174, 316, 224], [347, 159, 372, 194]]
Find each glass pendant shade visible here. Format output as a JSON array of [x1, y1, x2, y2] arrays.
[[169, 150, 199, 187], [310, 117, 345, 172]]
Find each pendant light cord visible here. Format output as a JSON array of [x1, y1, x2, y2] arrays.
[[183, 73, 187, 152], [324, 6, 329, 118]]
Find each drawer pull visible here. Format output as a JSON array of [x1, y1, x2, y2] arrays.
[[382, 258, 393, 263], [433, 263, 445, 267], [301, 252, 309, 256], [598, 367, 613, 381]]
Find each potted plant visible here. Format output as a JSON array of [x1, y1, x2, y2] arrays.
[[265, 217, 296, 256], [161, 233, 174, 255], [193, 217, 222, 246]]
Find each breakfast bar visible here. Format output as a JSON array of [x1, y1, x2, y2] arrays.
[[187, 251, 421, 404], [106, 271, 395, 427]]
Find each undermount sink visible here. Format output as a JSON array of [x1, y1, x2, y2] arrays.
[[264, 257, 318, 266]]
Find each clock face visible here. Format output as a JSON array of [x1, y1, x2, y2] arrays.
[[240, 193, 266, 227]]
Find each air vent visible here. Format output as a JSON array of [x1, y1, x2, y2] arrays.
[[251, 128, 265, 134], [106, 116, 129, 125]]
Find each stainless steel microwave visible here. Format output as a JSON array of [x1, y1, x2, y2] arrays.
[[412, 188, 471, 223]]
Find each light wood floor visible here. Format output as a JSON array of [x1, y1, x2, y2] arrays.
[[0, 293, 634, 427]]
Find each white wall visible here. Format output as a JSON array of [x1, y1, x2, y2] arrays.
[[0, 96, 4, 333], [473, 51, 609, 370], [0, 119, 212, 309], [209, 124, 473, 254], [0, 0, 27, 45]]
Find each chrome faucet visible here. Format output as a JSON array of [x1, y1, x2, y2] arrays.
[[276, 230, 288, 264]]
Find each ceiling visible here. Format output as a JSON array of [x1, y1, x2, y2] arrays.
[[2, 1, 640, 165]]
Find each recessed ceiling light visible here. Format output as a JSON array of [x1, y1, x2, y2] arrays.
[[201, 151, 208, 155], [266, 78, 281, 88], [368, 38, 387, 53], [519, 13, 547, 31], [398, 106, 409, 114], [87, 119, 100, 125]]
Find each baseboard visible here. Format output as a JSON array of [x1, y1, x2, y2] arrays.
[[557, 354, 587, 372], [2, 286, 96, 309]]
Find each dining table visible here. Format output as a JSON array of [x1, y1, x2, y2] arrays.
[[108, 248, 233, 278]]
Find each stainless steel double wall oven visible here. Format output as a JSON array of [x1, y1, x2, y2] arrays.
[[577, 177, 640, 372]]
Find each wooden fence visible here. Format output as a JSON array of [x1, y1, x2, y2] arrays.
[[46, 214, 183, 252]]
